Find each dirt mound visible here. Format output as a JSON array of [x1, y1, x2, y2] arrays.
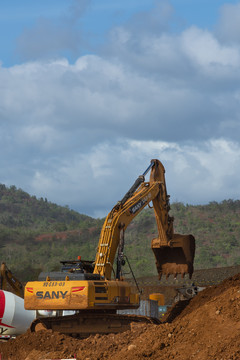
[[1, 273, 240, 359], [0, 330, 80, 359]]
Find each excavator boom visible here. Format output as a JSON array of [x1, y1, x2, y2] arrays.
[[93, 159, 195, 280]]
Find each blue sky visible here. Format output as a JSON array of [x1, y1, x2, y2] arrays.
[[1, 0, 240, 217], [1, 0, 153, 66], [1, 0, 238, 66]]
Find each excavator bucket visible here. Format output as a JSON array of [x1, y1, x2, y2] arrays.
[[151, 234, 195, 279]]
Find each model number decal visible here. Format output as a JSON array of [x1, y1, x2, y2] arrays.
[[36, 291, 68, 299], [43, 282, 65, 287]]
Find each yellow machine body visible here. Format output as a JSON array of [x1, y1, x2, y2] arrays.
[[25, 279, 139, 311]]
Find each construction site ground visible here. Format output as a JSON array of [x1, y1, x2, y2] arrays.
[[1, 265, 240, 359]]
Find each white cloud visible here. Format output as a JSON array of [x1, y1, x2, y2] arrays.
[[21, 138, 240, 217], [20, 125, 60, 150], [1, 1, 240, 216], [181, 26, 240, 68]]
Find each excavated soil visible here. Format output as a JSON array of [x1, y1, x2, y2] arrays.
[[1, 272, 240, 359]]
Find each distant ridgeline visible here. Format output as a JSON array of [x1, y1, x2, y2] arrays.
[[0, 184, 239, 281]]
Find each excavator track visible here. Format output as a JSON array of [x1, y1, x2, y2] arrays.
[[31, 312, 161, 337]]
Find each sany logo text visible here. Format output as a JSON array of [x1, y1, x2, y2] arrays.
[[36, 291, 68, 300]]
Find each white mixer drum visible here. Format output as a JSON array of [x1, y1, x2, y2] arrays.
[[0, 290, 36, 336]]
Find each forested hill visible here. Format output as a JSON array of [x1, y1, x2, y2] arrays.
[[0, 184, 99, 232], [0, 184, 239, 281]]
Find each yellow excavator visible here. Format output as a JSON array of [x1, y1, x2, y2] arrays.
[[0, 262, 24, 298], [24, 159, 195, 336]]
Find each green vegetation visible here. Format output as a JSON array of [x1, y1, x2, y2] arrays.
[[0, 184, 239, 281]]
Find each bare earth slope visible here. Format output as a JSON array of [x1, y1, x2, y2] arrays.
[[1, 271, 240, 360]]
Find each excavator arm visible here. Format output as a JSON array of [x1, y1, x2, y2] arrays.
[[94, 159, 195, 280], [150, 160, 195, 279]]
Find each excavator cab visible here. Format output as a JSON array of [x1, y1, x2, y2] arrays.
[[149, 159, 195, 279]]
